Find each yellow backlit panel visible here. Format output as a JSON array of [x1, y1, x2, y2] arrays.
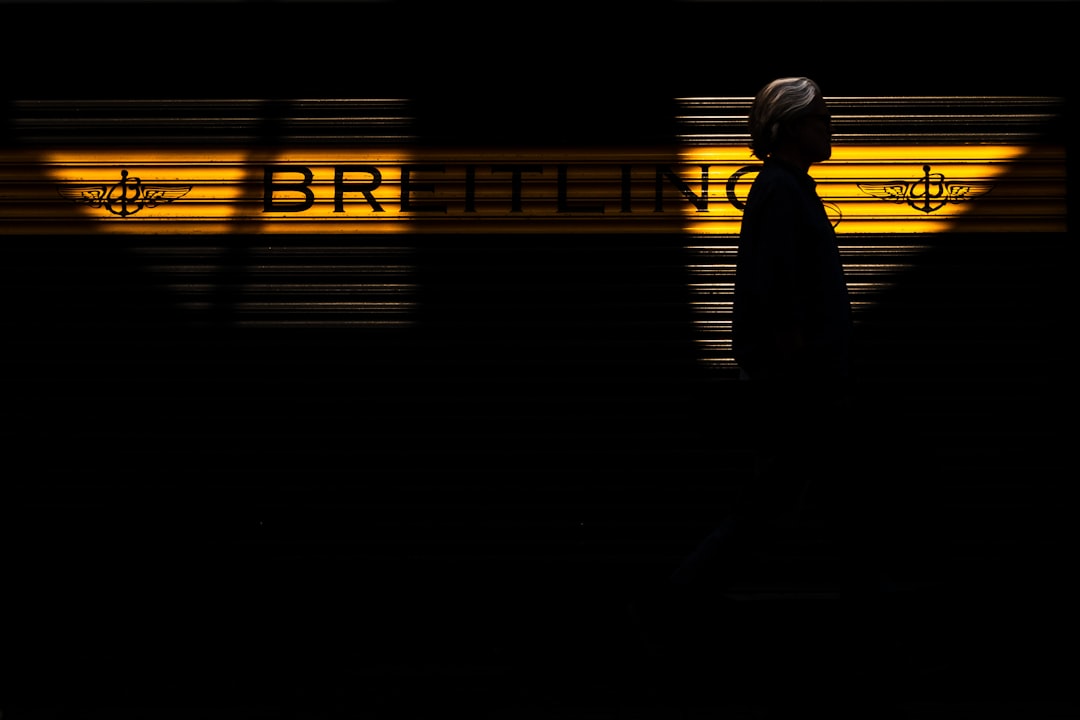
[[0, 144, 1064, 234]]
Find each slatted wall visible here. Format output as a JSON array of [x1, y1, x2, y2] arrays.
[[3, 95, 1067, 574], [1, 1, 1073, 709]]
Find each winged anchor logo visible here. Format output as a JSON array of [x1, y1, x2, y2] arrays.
[[858, 164, 993, 214], [57, 169, 192, 217]]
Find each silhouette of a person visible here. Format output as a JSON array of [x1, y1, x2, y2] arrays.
[[733, 75, 854, 530], [672, 77, 858, 589], [661, 72, 897, 720]]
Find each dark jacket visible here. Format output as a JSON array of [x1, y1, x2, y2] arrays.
[[732, 157, 852, 383]]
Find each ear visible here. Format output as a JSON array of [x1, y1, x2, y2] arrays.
[[772, 119, 794, 146]]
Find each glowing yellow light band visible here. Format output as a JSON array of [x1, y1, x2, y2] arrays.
[[0, 145, 1064, 234]]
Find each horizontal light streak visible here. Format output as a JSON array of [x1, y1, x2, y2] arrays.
[[674, 96, 1066, 148], [0, 143, 1062, 234], [684, 237, 944, 371]]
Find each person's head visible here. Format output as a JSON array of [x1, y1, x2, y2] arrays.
[[748, 77, 831, 168]]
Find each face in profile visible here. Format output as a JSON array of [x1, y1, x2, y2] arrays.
[[793, 95, 833, 164]]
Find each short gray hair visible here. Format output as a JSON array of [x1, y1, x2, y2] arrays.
[[748, 77, 822, 160]]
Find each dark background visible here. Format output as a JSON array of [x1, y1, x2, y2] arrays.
[[2, 2, 1075, 717]]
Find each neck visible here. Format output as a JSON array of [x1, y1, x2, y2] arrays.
[[770, 150, 811, 174]]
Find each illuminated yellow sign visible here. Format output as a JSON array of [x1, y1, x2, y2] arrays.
[[0, 144, 1065, 234]]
